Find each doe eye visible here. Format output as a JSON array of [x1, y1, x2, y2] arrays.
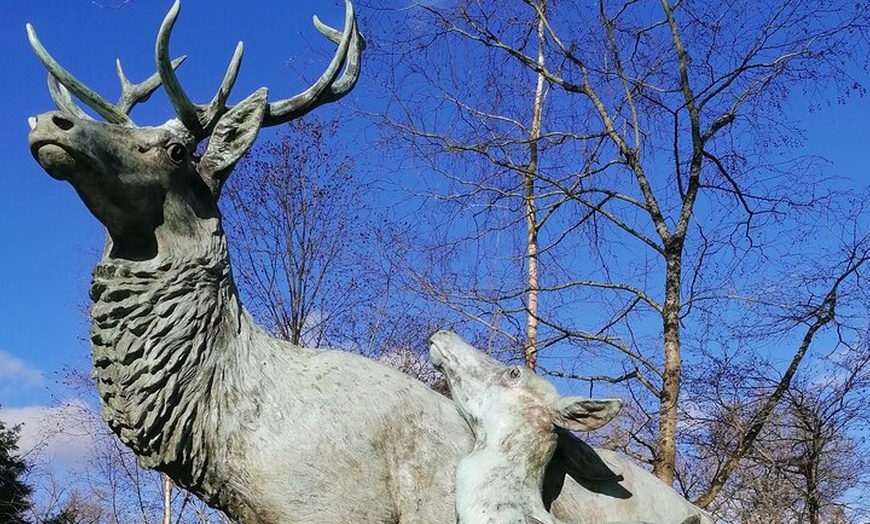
[[507, 367, 523, 380], [166, 143, 186, 165]]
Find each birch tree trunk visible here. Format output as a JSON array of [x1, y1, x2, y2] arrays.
[[523, 0, 547, 370], [162, 474, 173, 524]]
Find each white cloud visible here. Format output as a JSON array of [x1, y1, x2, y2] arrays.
[[0, 350, 45, 388], [0, 401, 97, 471]]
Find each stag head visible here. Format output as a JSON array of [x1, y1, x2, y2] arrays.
[[27, 1, 362, 260]]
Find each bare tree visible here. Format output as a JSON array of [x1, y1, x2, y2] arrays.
[[361, 0, 870, 502], [221, 117, 363, 347], [220, 116, 452, 381], [686, 340, 870, 523], [522, 0, 547, 369]]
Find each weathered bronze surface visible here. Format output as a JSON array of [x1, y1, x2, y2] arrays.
[[28, 3, 711, 522]]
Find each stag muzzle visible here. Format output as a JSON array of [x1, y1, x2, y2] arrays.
[[28, 111, 82, 181]]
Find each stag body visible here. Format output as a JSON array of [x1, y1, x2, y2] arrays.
[[28, 3, 712, 523], [88, 229, 466, 521], [28, 4, 465, 521], [32, 109, 468, 521]]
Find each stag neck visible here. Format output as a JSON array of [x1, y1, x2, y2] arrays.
[[88, 222, 259, 491], [95, 216, 238, 304]]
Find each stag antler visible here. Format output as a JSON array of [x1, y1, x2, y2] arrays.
[[262, 1, 364, 128], [28, 0, 363, 136], [26, 24, 185, 126], [156, 0, 363, 138]]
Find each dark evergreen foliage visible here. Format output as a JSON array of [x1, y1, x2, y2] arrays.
[[0, 414, 33, 524]]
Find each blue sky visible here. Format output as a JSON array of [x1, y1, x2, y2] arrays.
[[1, 0, 869, 457], [0, 0, 359, 422]]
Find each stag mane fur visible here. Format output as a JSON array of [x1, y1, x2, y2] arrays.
[[89, 219, 256, 509]]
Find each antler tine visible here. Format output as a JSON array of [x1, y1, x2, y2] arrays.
[[262, 0, 363, 127], [116, 56, 187, 115], [29, 23, 185, 124], [318, 16, 366, 102], [313, 13, 364, 96], [156, 1, 244, 138], [156, 1, 202, 134], [27, 23, 132, 125], [207, 42, 244, 124], [47, 74, 91, 120]]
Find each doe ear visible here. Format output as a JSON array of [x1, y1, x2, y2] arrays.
[[198, 87, 268, 195], [552, 396, 622, 432]]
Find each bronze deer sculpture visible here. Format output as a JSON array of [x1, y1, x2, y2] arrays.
[[26, 2, 712, 523]]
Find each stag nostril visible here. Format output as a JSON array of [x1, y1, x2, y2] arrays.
[[52, 114, 75, 131]]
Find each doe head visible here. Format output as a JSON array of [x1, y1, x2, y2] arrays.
[[27, 1, 362, 261], [429, 331, 622, 442]]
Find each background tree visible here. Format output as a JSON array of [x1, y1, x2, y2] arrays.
[[683, 336, 870, 522], [0, 413, 33, 524], [222, 117, 364, 347], [359, 0, 870, 508], [221, 116, 452, 379]]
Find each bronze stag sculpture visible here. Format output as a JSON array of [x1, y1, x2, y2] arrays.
[[27, 2, 711, 522]]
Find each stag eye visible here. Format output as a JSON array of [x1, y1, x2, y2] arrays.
[[166, 143, 187, 165], [507, 367, 523, 381]]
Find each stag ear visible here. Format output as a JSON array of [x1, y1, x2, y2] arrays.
[[552, 396, 622, 432], [198, 87, 268, 195]]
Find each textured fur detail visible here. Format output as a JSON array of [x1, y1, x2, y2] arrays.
[[89, 231, 259, 513]]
